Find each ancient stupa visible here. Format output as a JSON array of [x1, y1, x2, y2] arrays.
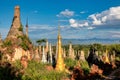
[[6, 6, 24, 40], [5, 5, 32, 48], [104, 50, 110, 64], [2, 6, 33, 61], [41, 46, 47, 63], [69, 42, 75, 60], [55, 26, 65, 71]]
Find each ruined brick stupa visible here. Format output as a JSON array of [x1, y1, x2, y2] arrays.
[[6, 6, 24, 40], [2, 6, 33, 61]]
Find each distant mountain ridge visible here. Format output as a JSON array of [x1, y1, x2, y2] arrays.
[[31, 38, 120, 45]]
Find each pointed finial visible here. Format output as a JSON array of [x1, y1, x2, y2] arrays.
[[58, 20, 60, 35], [0, 33, 1, 40], [26, 17, 28, 27]]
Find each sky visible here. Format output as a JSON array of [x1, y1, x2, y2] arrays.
[[0, 0, 120, 40]]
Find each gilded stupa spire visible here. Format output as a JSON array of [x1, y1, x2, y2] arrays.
[[105, 50, 110, 64], [55, 23, 65, 71], [58, 22, 60, 35]]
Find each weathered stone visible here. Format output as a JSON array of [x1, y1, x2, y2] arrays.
[[45, 40, 49, 53], [11, 47, 31, 61], [49, 43, 52, 64], [79, 50, 85, 61], [33, 47, 40, 61], [2, 6, 33, 61], [6, 6, 24, 39], [20, 56, 28, 69], [90, 64, 103, 75], [41, 46, 47, 63], [69, 43, 75, 60]]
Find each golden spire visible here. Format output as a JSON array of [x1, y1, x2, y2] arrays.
[[105, 50, 110, 64], [55, 22, 65, 71], [58, 21, 60, 35]]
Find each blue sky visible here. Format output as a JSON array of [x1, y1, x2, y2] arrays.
[[0, 0, 120, 39]]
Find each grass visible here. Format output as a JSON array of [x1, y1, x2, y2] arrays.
[[14, 60, 69, 80]]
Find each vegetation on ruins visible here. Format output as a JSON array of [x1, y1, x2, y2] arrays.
[[13, 60, 69, 80], [0, 43, 120, 79], [65, 58, 77, 70], [0, 62, 22, 80], [17, 35, 32, 51], [2, 40, 12, 47], [18, 24, 23, 31]]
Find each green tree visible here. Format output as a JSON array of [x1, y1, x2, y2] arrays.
[[36, 39, 46, 45]]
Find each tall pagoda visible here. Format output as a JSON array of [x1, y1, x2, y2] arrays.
[[55, 25, 65, 71]]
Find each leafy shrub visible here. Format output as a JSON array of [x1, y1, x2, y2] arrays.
[[65, 58, 77, 70], [80, 60, 90, 75], [0, 62, 22, 80], [14, 60, 69, 80], [17, 35, 31, 50], [3, 40, 12, 47], [19, 24, 23, 31]]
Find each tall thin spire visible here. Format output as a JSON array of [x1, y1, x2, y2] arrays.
[[26, 17, 28, 37], [58, 20, 60, 35], [0, 33, 2, 46], [55, 22, 65, 71], [0, 33, 2, 40]]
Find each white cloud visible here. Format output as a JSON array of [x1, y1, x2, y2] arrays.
[[69, 18, 89, 28], [112, 35, 120, 38], [79, 22, 89, 27], [89, 14, 102, 25], [69, 19, 76, 24], [57, 9, 74, 17], [89, 6, 120, 26], [69, 19, 78, 27], [87, 27, 95, 30]]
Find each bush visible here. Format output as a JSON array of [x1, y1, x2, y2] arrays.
[[0, 62, 22, 80], [14, 60, 69, 80], [65, 58, 77, 70], [19, 24, 23, 31], [3, 40, 12, 47], [80, 60, 90, 75]]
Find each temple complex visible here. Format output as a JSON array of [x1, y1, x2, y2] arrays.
[[55, 26, 65, 71]]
